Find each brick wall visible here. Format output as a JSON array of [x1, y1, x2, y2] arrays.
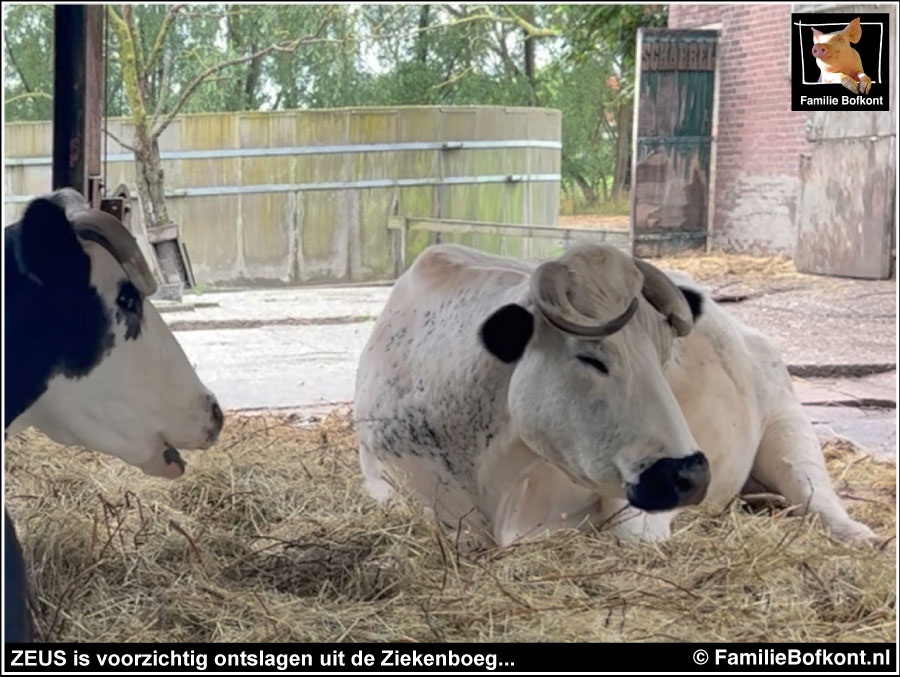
[[669, 4, 813, 254]]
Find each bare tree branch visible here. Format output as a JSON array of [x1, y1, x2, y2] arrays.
[[152, 51, 173, 121], [107, 5, 149, 126], [104, 126, 138, 154], [144, 4, 185, 75], [151, 11, 335, 141], [4, 91, 52, 106], [121, 5, 149, 104], [428, 66, 473, 92], [501, 5, 559, 38], [362, 5, 556, 48], [440, 4, 471, 19], [437, 4, 560, 39], [488, 22, 522, 78], [5, 40, 34, 92], [437, 9, 497, 30], [178, 8, 258, 19], [368, 4, 407, 36]]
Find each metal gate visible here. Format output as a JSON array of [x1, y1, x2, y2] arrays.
[[631, 29, 717, 257]]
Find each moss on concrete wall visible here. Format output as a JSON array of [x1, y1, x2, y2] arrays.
[[4, 106, 561, 286]]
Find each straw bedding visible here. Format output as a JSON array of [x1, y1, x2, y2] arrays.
[[5, 410, 895, 643]]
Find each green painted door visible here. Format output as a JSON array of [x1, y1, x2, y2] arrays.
[[631, 29, 717, 257]]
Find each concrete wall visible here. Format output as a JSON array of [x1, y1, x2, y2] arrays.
[[669, 4, 813, 254], [4, 106, 561, 286]]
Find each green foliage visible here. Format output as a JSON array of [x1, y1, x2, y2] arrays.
[[3, 4, 669, 208], [3, 4, 54, 121], [561, 182, 631, 216]]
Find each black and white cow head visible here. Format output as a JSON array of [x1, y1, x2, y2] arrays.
[[479, 244, 710, 512], [5, 189, 223, 478]]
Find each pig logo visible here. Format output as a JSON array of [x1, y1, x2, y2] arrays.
[[811, 17, 871, 94]]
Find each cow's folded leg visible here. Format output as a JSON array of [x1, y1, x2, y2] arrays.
[[358, 444, 397, 503], [751, 406, 878, 545]]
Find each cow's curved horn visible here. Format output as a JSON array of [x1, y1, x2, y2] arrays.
[[531, 260, 638, 338], [70, 209, 158, 297], [633, 258, 693, 336]]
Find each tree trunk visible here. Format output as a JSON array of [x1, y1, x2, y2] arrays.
[[416, 5, 429, 63], [612, 99, 633, 198], [523, 7, 536, 105], [226, 5, 246, 109], [244, 42, 262, 109], [600, 174, 609, 202], [574, 174, 598, 207], [133, 126, 169, 232], [133, 125, 185, 285]]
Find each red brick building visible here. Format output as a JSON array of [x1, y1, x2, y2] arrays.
[[668, 4, 814, 254]]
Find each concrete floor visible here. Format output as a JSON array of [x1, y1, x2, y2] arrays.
[[159, 278, 896, 460], [164, 286, 392, 413]]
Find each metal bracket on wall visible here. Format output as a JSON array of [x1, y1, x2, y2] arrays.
[[88, 175, 104, 210], [100, 183, 133, 232], [99, 183, 193, 295], [147, 222, 194, 292]]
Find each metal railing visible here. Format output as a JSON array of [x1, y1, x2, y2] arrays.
[[387, 216, 630, 275]]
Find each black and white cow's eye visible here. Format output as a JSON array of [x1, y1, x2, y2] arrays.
[[576, 354, 609, 374], [116, 282, 142, 314], [117, 293, 138, 314]]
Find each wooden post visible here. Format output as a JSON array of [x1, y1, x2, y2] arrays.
[[52, 5, 104, 204]]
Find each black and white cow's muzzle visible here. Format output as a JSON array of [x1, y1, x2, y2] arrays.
[[625, 451, 710, 512]]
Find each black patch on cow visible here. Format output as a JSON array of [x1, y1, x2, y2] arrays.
[[479, 304, 534, 364], [679, 287, 704, 322], [17, 198, 90, 286], [115, 280, 143, 340], [5, 199, 115, 427]]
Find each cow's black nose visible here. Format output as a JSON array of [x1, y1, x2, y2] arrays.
[[626, 451, 710, 512]]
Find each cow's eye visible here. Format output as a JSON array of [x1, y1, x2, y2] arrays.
[[577, 355, 609, 374], [116, 282, 142, 314], [117, 294, 138, 314]]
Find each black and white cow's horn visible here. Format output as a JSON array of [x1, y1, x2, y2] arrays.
[[632, 258, 693, 337], [70, 209, 158, 297], [530, 260, 638, 338]]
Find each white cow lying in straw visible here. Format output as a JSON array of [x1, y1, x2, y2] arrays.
[[355, 243, 877, 547]]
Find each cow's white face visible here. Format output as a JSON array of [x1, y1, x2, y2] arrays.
[[6, 195, 223, 478], [479, 245, 710, 512]]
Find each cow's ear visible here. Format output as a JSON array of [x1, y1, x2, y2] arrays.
[[479, 304, 534, 363], [18, 198, 90, 287]]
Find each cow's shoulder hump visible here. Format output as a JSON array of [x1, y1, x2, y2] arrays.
[[411, 244, 533, 286]]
